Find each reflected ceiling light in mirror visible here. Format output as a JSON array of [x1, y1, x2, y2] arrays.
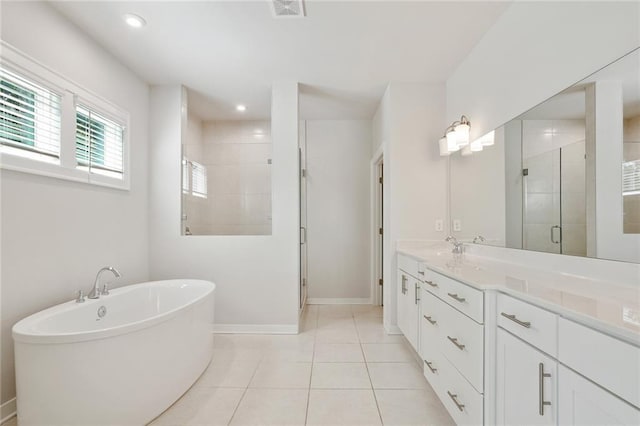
[[124, 13, 146, 28], [236, 104, 247, 112]]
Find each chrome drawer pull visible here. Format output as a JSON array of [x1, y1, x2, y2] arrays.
[[447, 391, 465, 412], [423, 315, 437, 325], [447, 336, 465, 350], [501, 312, 531, 328], [425, 280, 438, 288], [424, 360, 437, 373], [418, 270, 425, 275], [447, 293, 466, 303], [539, 363, 552, 416]]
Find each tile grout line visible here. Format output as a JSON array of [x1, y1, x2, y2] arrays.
[[354, 307, 385, 426], [225, 345, 265, 425], [303, 305, 319, 425]]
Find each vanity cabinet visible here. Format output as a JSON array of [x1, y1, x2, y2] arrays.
[[418, 268, 485, 425], [558, 365, 640, 425], [397, 250, 640, 426], [496, 328, 557, 426], [396, 259, 421, 352]]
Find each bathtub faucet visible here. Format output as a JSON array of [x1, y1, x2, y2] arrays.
[[88, 266, 121, 299]]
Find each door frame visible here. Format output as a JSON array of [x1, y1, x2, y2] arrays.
[[370, 145, 384, 306]]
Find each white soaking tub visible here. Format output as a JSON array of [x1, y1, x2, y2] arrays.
[[12, 279, 215, 426]]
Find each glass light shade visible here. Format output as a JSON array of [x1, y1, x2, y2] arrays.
[[438, 137, 451, 156], [461, 144, 473, 156], [454, 123, 470, 146], [481, 130, 495, 146], [446, 129, 458, 149], [470, 139, 483, 152]]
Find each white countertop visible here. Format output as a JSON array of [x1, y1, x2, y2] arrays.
[[397, 242, 640, 345]]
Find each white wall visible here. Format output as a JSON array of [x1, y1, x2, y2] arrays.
[[378, 83, 448, 332], [450, 127, 505, 246], [305, 120, 372, 302], [372, 88, 390, 155], [148, 83, 300, 333], [447, 1, 640, 141], [0, 1, 149, 407], [591, 81, 640, 262]]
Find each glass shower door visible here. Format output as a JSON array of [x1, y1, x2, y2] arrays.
[[523, 141, 586, 255]]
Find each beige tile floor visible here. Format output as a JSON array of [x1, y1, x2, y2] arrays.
[[2, 305, 454, 426]]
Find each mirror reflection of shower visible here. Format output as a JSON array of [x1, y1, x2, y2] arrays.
[[181, 89, 272, 236]]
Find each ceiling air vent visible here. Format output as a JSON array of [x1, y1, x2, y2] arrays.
[[270, 0, 305, 18]]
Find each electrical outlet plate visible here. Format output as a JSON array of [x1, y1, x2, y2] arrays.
[[453, 220, 462, 232], [435, 220, 444, 232]]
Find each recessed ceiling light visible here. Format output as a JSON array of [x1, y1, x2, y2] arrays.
[[124, 13, 146, 29], [236, 105, 247, 112]]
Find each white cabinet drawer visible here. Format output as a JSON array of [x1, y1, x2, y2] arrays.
[[559, 318, 640, 408], [439, 301, 484, 392], [421, 289, 442, 360], [422, 268, 442, 297], [437, 355, 484, 426], [398, 253, 425, 280], [421, 338, 445, 392], [427, 269, 484, 324], [497, 293, 558, 357]]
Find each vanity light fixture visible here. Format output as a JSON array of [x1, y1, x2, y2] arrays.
[[461, 144, 473, 156], [124, 13, 146, 28], [438, 137, 451, 156], [470, 138, 484, 152], [438, 116, 471, 156], [480, 130, 495, 146], [453, 115, 471, 147]]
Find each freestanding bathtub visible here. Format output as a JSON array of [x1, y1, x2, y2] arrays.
[[12, 279, 215, 426]]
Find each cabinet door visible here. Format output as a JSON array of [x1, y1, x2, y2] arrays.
[[405, 276, 420, 352], [496, 329, 557, 426], [396, 270, 409, 337], [559, 365, 640, 426]]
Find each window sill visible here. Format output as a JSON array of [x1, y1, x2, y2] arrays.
[[1, 152, 129, 190]]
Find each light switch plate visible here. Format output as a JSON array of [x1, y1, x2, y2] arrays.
[[453, 220, 462, 232], [435, 220, 444, 232]]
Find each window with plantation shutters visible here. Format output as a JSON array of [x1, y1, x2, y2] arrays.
[[1, 43, 130, 190], [75, 105, 124, 179], [191, 161, 207, 198], [0, 67, 61, 163], [623, 159, 640, 196]]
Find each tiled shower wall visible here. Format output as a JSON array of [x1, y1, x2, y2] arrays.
[[522, 119, 586, 256], [183, 117, 272, 235]]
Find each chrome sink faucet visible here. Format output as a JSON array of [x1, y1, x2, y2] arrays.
[[445, 235, 464, 254], [87, 266, 121, 300]]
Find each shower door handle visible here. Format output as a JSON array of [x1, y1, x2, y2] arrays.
[[550, 226, 562, 244]]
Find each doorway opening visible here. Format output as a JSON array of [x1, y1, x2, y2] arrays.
[[372, 153, 384, 306]]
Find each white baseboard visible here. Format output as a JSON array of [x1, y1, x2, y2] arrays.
[[384, 324, 402, 335], [212, 324, 298, 334], [1, 398, 16, 424], [307, 298, 372, 305]]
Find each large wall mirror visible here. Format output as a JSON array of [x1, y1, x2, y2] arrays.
[[450, 48, 640, 263], [181, 88, 272, 236]]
